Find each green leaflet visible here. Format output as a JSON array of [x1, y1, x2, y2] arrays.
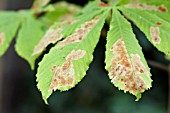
[[15, 15, 45, 70], [119, 7, 170, 57], [0, 11, 20, 57], [105, 8, 152, 100], [36, 10, 109, 103]]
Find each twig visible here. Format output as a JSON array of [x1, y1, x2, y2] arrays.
[[147, 60, 170, 113], [147, 60, 168, 72], [0, 58, 3, 113], [168, 65, 170, 113]]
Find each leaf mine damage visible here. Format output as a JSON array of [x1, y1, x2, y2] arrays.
[[125, 3, 168, 12], [109, 38, 150, 95], [0, 32, 5, 46], [48, 50, 86, 91], [57, 16, 100, 49], [33, 20, 76, 55], [156, 22, 162, 26], [150, 26, 161, 44], [98, 2, 109, 7]]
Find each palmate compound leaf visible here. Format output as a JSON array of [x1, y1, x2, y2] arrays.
[[0, 11, 20, 57], [105, 8, 152, 100], [119, 7, 170, 59], [15, 14, 45, 69], [33, 8, 105, 55], [36, 10, 109, 103]]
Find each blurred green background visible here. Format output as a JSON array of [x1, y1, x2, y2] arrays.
[[0, 0, 169, 113]]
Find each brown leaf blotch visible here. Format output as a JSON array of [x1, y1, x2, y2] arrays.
[[150, 26, 161, 44], [33, 20, 77, 55], [130, 54, 149, 76], [0, 32, 5, 46], [126, 3, 168, 12], [138, 4, 145, 8], [66, 50, 86, 60], [110, 38, 132, 80], [158, 5, 168, 12], [98, 2, 109, 7], [48, 50, 86, 91], [50, 65, 57, 72], [156, 22, 162, 26], [109, 38, 149, 94], [57, 17, 100, 49], [126, 3, 156, 11]]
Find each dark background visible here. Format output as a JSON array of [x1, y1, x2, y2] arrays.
[[0, 0, 169, 113]]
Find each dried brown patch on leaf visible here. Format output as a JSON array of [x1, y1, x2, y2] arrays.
[[66, 50, 86, 61], [33, 20, 77, 55], [126, 3, 168, 12], [33, 29, 62, 55], [58, 14, 74, 21], [50, 65, 57, 72], [98, 2, 109, 7], [157, 5, 168, 12], [156, 22, 162, 26], [150, 26, 161, 44], [130, 54, 149, 76], [0, 32, 5, 46], [48, 50, 86, 91], [57, 17, 100, 49], [109, 38, 149, 94]]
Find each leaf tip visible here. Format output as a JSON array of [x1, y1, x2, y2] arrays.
[[109, 38, 151, 98], [135, 93, 141, 101]]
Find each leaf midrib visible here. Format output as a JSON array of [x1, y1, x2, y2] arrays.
[[113, 8, 137, 78]]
